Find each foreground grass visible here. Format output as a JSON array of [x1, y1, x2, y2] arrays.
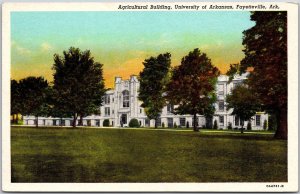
[[11, 126, 287, 182]]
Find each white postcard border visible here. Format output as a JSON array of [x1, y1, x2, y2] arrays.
[[2, 2, 298, 192]]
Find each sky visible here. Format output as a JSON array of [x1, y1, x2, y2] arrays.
[[11, 11, 254, 88]]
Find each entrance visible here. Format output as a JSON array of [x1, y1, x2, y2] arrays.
[[167, 118, 173, 128], [121, 114, 127, 127]]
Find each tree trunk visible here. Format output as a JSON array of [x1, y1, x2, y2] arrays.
[[78, 115, 83, 126], [11, 114, 15, 124], [72, 113, 77, 128], [36, 116, 39, 128], [241, 122, 244, 134], [60, 118, 63, 127], [155, 119, 158, 128], [193, 113, 199, 132], [16, 114, 19, 124], [274, 108, 287, 139]]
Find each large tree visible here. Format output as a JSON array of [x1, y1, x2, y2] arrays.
[[52, 47, 105, 127], [18, 76, 50, 127], [11, 79, 22, 124], [226, 84, 259, 133], [166, 48, 220, 132], [138, 53, 171, 128], [240, 11, 287, 139]]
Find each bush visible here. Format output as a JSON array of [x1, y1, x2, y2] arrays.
[[174, 122, 177, 128], [247, 121, 252, 130], [162, 122, 165, 128], [129, 118, 140, 128], [213, 120, 218, 129], [228, 122, 232, 130], [103, 119, 109, 127], [186, 121, 190, 128], [263, 119, 267, 130]]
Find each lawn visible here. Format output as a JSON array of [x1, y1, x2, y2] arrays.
[[11, 126, 287, 182]]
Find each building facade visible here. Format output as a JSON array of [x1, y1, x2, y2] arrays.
[[23, 74, 268, 130]]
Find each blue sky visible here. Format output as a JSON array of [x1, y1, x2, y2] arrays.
[[11, 11, 254, 87]]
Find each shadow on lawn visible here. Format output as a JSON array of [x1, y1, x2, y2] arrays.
[[12, 154, 141, 182]]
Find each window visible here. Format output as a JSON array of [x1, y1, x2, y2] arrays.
[[112, 98, 114, 103], [167, 104, 174, 113], [180, 118, 186, 127], [219, 116, 224, 125], [218, 84, 224, 95], [53, 120, 56, 126], [122, 90, 130, 107], [105, 107, 110, 116], [104, 95, 110, 104], [256, 115, 261, 126], [140, 109, 142, 114], [235, 116, 239, 126], [219, 100, 224, 111]]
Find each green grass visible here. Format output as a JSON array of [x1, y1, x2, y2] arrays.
[[11, 126, 287, 182]]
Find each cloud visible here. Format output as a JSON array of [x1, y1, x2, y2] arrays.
[[41, 42, 53, 52], [11, 41, 31, 55]]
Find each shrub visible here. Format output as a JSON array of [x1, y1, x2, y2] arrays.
[[129, 118, 140, 128], [247, 121, 252, 130], [263, 119, 267, 130], [186, 121, 190, 128], [103, 119, 109, 127], [213, 120, 218, 129], [228, 122, 232, 130], [162, 122, 165, 128], [174, 122, 177, 128]]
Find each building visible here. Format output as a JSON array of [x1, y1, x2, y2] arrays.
[[23, 74, 268, 130]]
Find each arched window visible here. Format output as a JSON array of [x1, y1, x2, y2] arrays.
[[122, 90, 130, 107]]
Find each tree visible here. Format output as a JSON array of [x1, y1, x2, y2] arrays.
[[52, 47, 106, 127], [11, 80, 22, 124], [166, 48, 220, 131], [247, 122, 252, 130], [138, 53, 171, 128], [240, 12, 287, 139], [18, 76, 50, 127], [226, 84, 259, 133]]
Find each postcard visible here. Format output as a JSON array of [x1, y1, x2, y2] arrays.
[[2, 2, 298, 192]]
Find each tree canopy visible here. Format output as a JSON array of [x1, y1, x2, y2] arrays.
[[226, 84, 259, 133], [138, 53, 171, 128], [52, 47, 106, 127], [240, 11, 287, 139], [11, 79, 22, 124], [18, 76, 50, 127], [166, 48, 220, 131]]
